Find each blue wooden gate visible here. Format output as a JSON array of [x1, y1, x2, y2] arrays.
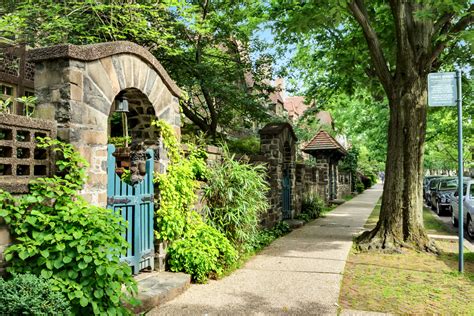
[[107, 144, 154, 274], [282, 167, 292, 219]]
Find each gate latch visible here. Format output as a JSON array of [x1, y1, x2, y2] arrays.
[[107, 197, 131, 205], [141, 194, 154, 202]]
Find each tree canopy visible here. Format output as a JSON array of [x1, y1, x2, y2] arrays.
[[0, 0, 278, 138]]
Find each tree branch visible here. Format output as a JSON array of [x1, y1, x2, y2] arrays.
[[348, 0, 393, 96], [427, 4, 473, 67], [180, 99, 209, 133]]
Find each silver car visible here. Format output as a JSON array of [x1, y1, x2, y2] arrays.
[[451, 179, 474, 239]]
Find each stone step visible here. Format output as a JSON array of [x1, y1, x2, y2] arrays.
[[283, 219, 305, 229], [329, 199, 346, 205], [131, 271, 191, 314]]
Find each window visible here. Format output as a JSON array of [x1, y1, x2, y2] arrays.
[[24, 90, 35, 97], [0, 83, 15, 114], [0, 84, 13, 96], [470, 184, 474, 198]]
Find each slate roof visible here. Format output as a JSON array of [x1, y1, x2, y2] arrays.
[[303, 130, 347, 156]]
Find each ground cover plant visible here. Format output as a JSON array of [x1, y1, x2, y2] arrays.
[[0, 138, 137, 315], [341, 199, 474, 314], [0, 273, 71, 315]]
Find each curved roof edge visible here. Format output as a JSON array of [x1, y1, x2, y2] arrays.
[[259, 122, 297, 141], [27, 41, 183, 98]]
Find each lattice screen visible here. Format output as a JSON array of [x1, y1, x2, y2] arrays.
[[0, 114, 56, 193]]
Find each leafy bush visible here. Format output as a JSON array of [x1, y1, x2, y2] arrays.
[[226, 136, 260, 155], [355, 179, 365, 193], [301, 194, 325, 219], [0, 273, 71, 315], [249, 221, 291, 252], [167, 218, 237, 283], [203, 147, 269, 251], [0, 138, 137, 315], [295, 213, 311, 222]]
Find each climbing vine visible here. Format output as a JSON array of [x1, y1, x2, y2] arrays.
[[152, 120, 237, 282], [151, 120, 207, 241]]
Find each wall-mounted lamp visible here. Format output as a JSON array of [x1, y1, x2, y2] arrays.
[[115, 92, 129, 113]]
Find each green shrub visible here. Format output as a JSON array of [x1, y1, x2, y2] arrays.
[[0, 138, 137, 315], [355, 180, 365, 193], [167, 218, 238, 283], [0, 273, 71, 315], [301, 194, 325, 219], [295, 213, 311, 222], [226, 136, 260, 155], [203, 147, 269, 252], [249, 221, 291, 252]]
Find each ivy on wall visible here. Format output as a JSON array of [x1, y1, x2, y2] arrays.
[[152, 120, 237, 283]]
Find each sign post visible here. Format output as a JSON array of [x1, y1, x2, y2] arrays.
[[428, 71, 463, 273]]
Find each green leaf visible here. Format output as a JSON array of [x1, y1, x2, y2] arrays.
[[68, 270, 78, 279], [19, 251, 29, 260], [79, 297, 89, 307], [53, 258, 64, 269], [41, 269, 53, 279], [83, 255, 92, 263], [93, 289, 104, 299], [46, 260, 53, 269], [40, 250, 50, 258], [63, 256, 73, 264], [78, 261, 88, 270], [106, 266, 116, 275]]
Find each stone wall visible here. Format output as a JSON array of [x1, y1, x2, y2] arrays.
[[337, 172, 352, 199]]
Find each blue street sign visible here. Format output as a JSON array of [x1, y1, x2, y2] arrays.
[[428, 72, 457, 107]]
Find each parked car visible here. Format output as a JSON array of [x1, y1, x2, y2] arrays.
[[425, 177, 444, 206], [451, 179, 474, 239], [430, 177, 458, 215], [423, 176, 441, 204]]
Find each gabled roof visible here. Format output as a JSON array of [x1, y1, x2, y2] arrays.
[[284, 96, 308, 118], [316, 111, 333, 127], [303, 130, 347, 156]]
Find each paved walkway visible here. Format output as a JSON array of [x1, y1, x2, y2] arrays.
[[150, 184, 383, 315]]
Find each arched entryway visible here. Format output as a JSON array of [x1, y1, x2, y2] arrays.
[[29, 41, 182, 206]]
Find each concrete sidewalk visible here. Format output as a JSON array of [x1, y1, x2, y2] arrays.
[[150, 184, 383, 315]]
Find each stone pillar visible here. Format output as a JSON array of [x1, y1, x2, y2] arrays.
[[34, 59, 109, 206]]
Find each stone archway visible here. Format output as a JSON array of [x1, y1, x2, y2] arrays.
[[28, 41, 182, 206]]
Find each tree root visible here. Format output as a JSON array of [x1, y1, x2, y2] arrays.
[[355, 227, 438, 254]]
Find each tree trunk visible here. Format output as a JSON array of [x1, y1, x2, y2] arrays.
[[357, 76, 437, 252]]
